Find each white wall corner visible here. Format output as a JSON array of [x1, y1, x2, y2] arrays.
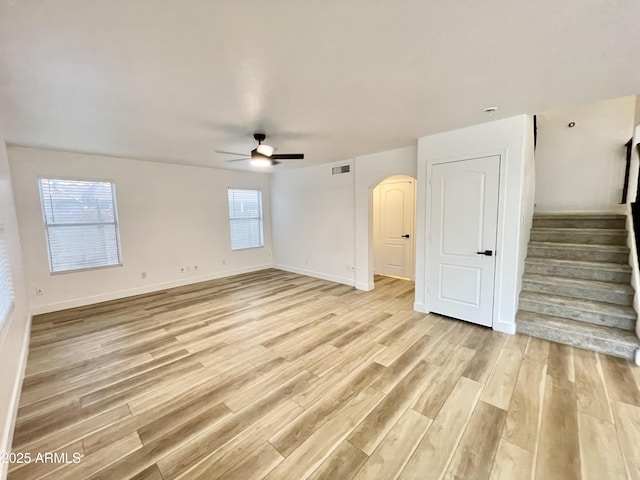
[[413, 302, 428, 314], [493, 319, 516, 335], [624, 204, 640, 340], [0, 311, 32, 480], [355, 281, 374, 291]]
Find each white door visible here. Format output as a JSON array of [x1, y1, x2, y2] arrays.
[[429, 155, 500, 326], [377, 179, 415, 279]]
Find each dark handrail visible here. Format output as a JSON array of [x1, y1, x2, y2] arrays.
[[621, 138, 633, 204]]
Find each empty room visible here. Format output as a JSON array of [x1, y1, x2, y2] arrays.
[[1, 1, 640, 479]]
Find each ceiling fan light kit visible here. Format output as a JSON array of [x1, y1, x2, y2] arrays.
[[250, 157, 273, 167], [256, 144, 274, 157]]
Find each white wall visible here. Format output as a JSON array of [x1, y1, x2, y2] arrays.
[[535, 96, 636, 213], [415, 115, 533, 334], [354, 146, 416, 290], [519, 118, 537, 296], [0, 138, 30, 480], [271, 160, 356, 285], [271, 146, 417, 290], [9, 146, 273, 314]]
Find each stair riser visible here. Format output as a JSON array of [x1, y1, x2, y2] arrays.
[[525, 263, 631, 284], [528, 247, 628, 263], [518, 299, 635, 330], [533, 218, 626, 229], [516, 321, 637, 361], [522, 281, 633, 306], [530, 231, 627, 245]]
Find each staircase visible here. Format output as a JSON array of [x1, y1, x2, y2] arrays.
[[516, 213, 640, 361]]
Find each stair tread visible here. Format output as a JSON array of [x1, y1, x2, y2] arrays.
[[516, 310, 640, 347], [525, 257, 631, 272], [519, 291, 637, 318], [533, 214, 625, 219], [529, 241, 629, 253], [522, 273, 635, 293], [531, 227, 626, 234]]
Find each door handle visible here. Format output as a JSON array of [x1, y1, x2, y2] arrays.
[[402, 234, 410, 238], [476, 250, 493, 256]]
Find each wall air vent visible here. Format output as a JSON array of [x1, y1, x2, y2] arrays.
[[332, 165, 351, 175]]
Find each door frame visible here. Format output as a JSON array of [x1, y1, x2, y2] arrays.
[[373, 175, 416, 280], [423, 149, 507, 329], [362, 174, 417, 290]]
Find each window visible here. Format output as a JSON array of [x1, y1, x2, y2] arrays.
[[39, 178, 122, 273], [228, 189, 264, 250], [0, 225, 14, 324]]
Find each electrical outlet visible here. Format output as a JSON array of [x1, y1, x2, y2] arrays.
[[141, 272, 147, 279], [35, 288, 44, 296]]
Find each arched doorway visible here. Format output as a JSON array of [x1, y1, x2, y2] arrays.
[[371, 175, 416, 284]]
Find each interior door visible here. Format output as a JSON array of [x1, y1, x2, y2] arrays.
[[429, 155, 500, 326], [378, 179, 415, 279]]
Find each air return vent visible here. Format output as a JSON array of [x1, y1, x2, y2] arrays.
[[332, 165, 351, 175]]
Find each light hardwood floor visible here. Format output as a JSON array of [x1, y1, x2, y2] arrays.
[[9, 269, 640, 479]]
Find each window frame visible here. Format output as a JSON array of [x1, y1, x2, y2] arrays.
[[38, 176, 124, 275], [227, 188, 265, 251]]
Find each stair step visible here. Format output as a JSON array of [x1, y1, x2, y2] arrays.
[[522, 273, 634, 306], [519, 291, 636, 330], [525, 257, 631, 283], [530, 228, 627, 246], [528, 242, 629, 263], [533, 214, 626, 230], [516, 310, 640, 361]]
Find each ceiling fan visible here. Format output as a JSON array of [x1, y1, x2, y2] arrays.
[[217, 133, 304, 167]]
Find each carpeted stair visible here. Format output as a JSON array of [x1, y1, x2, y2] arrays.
[[516, 214, 640, 361]]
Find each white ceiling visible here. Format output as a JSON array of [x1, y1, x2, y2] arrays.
[[1, 0, 639, 171]]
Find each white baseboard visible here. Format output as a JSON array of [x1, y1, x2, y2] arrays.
[[30, 264, 274, 315], [273, 264, 355, 287], [493, 319, 516, 335], [355, 281, 374, 291]]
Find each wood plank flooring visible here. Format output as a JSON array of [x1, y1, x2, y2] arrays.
[[9, 269, 640, 479]]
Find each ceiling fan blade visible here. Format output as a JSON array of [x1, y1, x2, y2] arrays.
[[271, 153, 304, 160], [225, 158, 250, 163], [215, 150, 247, 156]]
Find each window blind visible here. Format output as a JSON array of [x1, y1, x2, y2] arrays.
[[0, 225, 14, 324], [228, 189, 264, 250], [39, 178, 122, 273]]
